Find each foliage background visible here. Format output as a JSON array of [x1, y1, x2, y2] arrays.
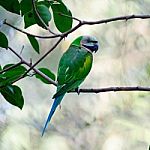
[[0, 0, 150, 149]]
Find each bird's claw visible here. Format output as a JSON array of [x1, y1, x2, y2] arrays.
[[75, 87, 80, 95]]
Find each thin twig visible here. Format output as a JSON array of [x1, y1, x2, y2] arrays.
[[82, 14, 150, 25], [58, 12, 82, 22], [8, 47, 23, 60], [4, 21, 60, 39]]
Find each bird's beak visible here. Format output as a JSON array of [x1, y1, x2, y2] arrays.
[[93, 43, 99, 53]]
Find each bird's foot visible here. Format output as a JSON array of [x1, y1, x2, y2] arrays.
[[75, 87, 80, 95]]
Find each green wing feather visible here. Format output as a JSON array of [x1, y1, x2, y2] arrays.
[[53, 45, 93, 98]]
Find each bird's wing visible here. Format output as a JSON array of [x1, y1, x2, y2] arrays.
[[53, 45, 93, 98]]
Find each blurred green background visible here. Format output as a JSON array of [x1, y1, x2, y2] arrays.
[[0, 0, 150, 150]]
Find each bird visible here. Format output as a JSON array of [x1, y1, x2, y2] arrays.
[[42, 35, 99, 136]]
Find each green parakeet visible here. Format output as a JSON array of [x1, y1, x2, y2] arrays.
[[42, 35, 99, 136]]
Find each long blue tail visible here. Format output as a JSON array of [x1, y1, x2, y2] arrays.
[[42, 94, 65, 136]]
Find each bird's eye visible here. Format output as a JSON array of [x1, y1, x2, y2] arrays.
[[86, 39, 91, 43]]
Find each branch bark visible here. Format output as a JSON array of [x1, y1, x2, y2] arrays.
[[7, 47, 57, 86], [82, 14, 150, 25], [70, 86, 150, 94], [4, 21, 59, 39], [4, 14, 150, 39]]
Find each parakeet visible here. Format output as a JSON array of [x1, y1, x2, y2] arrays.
[[42, 35, 99, 136]]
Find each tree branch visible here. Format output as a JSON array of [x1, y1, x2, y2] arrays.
[[3, 14, 150, 39], [4, 21, 60, 39], [69, 86, 150, 94], [82, 14, 150, 25], [62, 14, 150, 37], [4, 47, 150, 94], [21, 37, 63, 77], [7, 47, 57, 86]]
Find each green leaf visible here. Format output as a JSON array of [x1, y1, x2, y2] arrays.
[[20, 0, 32, 16], [35, 68, 55, 84], [27, 35, 40, 54], [0, 32, 8, 48], [51, 1, 72, 33], [3, 64, 27, 74], [33, 4, 51, 29], [37, 1, 53, 8], [24, 10, 36, 28], [0, 0, 20, 15], [0, 77, 10, 87], [2, 64, 27, 83], [24, 4, 51, 29], [0, 65, 2, 71], [0, 85, 24, 109]]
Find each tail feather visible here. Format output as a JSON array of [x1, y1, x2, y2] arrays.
[[42, 94, 65, 136]]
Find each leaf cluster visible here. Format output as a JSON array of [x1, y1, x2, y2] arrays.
[[0, 62, 55, 109], [0, 0, 73, 52], [0, 0, 72, 108]]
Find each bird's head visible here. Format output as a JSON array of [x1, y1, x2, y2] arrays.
[[72, 35, 99, 53]]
